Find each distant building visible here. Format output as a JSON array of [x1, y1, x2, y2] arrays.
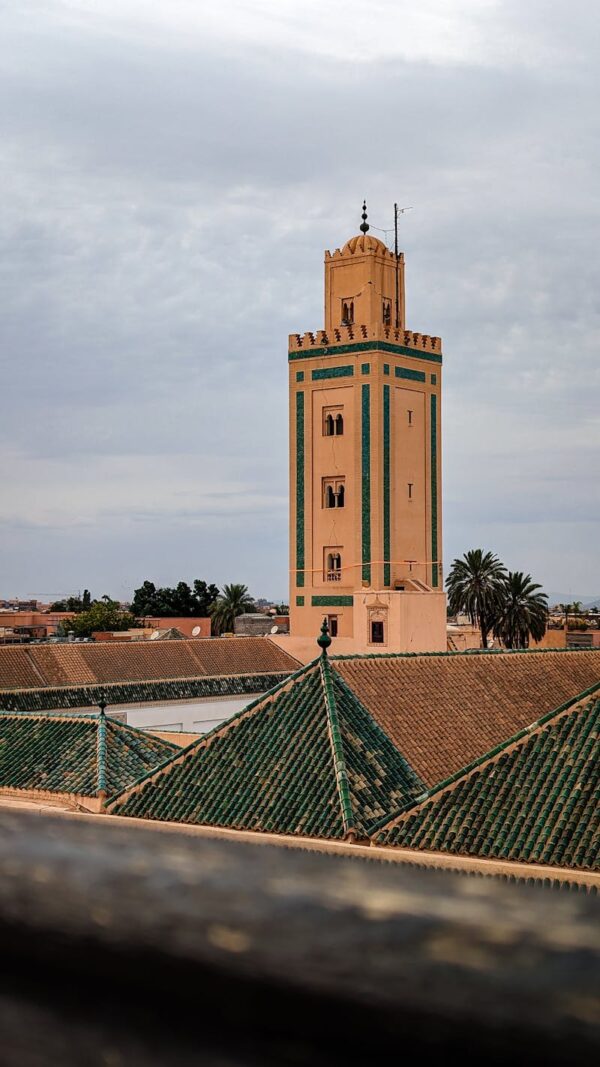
[[288, 207, 446, 654], [138, 617, 211, 639], [234, 614, 289, 636]]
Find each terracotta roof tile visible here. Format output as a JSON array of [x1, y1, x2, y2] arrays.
[[0, 638, 300, 690], [373, 689, 600, 870], [332, 650, 600, 787]]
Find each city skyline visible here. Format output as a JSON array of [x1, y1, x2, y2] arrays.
[[1, 2, 598, 601]]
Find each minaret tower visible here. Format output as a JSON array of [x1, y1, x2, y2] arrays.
[[288, 205, 446, 654]]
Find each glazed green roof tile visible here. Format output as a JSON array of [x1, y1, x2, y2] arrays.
[[107, 660, 425, 839], [0, 711, 177, 798], [372, 685, 600, 871]]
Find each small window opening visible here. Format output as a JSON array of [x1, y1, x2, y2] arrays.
[[382, 299, 392, 326], [341, 299, 354, 326], [371, 620, 385, 644], [324, 478, 345, 509], [407, 410, 413, 426], [326, 552, 342, 582], [328, 616, 339, 638], [408, 483, 413, 500], [323, 409, 344, 437]]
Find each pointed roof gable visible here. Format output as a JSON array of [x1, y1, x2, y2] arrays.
[[332, 648, 600, 787], [372, 683, 600, 870], [0, 710, 177, 799], [107, 658, 425, 839]]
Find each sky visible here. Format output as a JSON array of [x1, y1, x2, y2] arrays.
[[1, 0, 599, 603]]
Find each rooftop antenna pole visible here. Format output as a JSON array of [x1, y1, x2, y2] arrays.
[[393, 204, 413, 330], [394, 203, 399, 330]]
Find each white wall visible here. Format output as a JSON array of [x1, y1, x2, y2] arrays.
[[122, 695, 258, 734]]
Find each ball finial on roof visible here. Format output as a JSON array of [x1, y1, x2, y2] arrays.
[[360, 200, 369, 234], [96, 687, 107, 716], [317, 617, 332, 655]]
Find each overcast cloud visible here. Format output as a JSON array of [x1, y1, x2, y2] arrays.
[[1, 0, 598, 602]]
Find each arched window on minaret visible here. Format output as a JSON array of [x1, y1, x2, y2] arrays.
[[326, 484, 336, 509], [326, 552, 342, 581], [336, 483, 345, 508], [341, 300, 354, 326], [335, 413, 344, 436], [325, 414, 334, 437]]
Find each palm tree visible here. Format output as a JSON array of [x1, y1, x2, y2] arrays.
[[556, 602, 572, 630], [493, 572, 548, 649], [210, 583, 255, 635], [446, 549, 506, 649]]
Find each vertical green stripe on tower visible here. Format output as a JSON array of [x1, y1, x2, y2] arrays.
[[430, 393, 438, 588], [362, 384, 371, 584], [383, 384, 390, 587], [296, 391, 305, 587]]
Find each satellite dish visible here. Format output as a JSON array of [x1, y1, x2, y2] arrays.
[[192, 626, 201, 636], [149, 630, 160, 640], [270, 625, 279, 635]]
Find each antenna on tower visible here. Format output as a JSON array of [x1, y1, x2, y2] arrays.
[[394, 204, 412, 330]]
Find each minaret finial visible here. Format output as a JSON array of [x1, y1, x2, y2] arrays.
[[96, 687, 107, 716], [360, 200, 369, 234], [317, 617, 332, 656]]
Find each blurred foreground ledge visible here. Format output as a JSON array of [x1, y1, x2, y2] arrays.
[[0, 808, 598, 1066]]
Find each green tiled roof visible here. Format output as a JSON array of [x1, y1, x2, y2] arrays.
[[107, 658, 425, 839], [0, 674, 293, 713], [0, 711, 177, 798], [372, 685, 600, 870]]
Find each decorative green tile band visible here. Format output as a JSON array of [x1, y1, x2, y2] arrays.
[[431, 373, 437, 384], [361, 363, 370, 374], [289, 340, 442, 365], [384, 364, 390, 375], [362, 383, 371, 584], [312, 365, 354, 380], [383, 384, 390, 587], [395, 366, 426, 383], [296, 391, 305, 587], [311, 596, 354, 607], [431, 393, 438, 588], [296, 596, 305, 606], [296, 370, 304, 382]]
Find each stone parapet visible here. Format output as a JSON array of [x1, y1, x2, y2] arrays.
[[288, 323, 442, 354]]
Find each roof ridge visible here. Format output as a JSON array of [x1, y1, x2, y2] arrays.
[[330, 647, 600, 662], [105, 658, 319, 811], [319, 655, 356, 841], [1, 670, 295, 697], [370, 679, 600, 837], [330, 666, 427, 797], [96, 710, 107, 798]]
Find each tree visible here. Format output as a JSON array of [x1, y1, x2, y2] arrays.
[[210, 584, 255, 635], [60, 599, 135, 639], [446, 550, 507, 649], [556, 603, 573, 629], [131, 578, 219, 618], [493, 572, 548, 649], [51, 590, 93, 614]]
